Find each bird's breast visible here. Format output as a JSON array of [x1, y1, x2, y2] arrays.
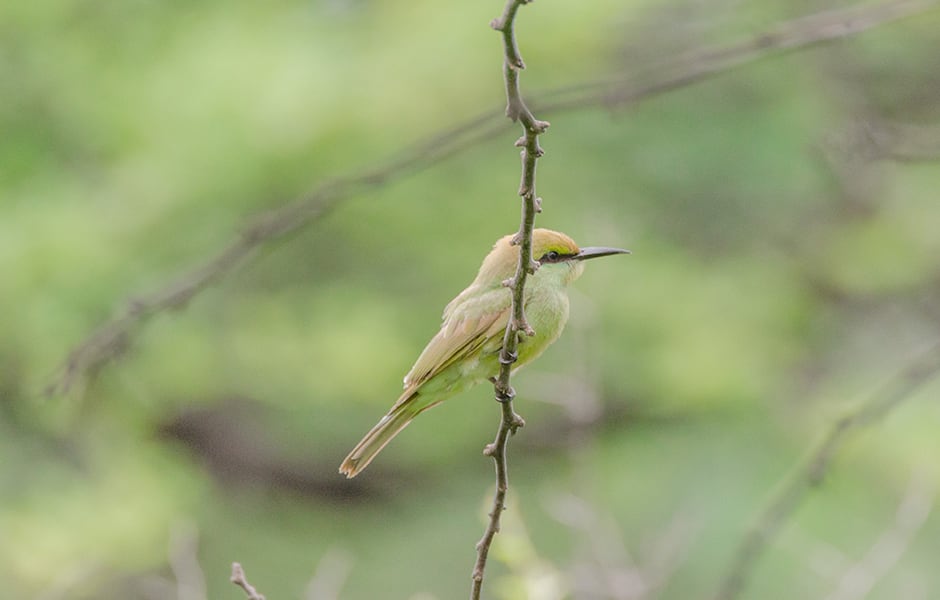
[[515, 287, 570, 367]]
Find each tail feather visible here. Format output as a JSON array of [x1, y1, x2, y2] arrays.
[[340, 392, 438, 478]]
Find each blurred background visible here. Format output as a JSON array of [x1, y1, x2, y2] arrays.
[[3, 0, 940, 598]]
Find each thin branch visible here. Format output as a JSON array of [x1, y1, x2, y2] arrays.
[[472, 399, 527, 599], [169, 522, 207, 600], [850, 119, 940, 163], [35, 564, 100, 600], [539, 0, 938, 114], [824, 469, 935, 600], [712, 344, 940, 600], [304, 548, 353, 600], [471, 1, 545, 598], [230, 563, 266, 600], [884, 122, 940, 162], [47, 0, 938, 397]]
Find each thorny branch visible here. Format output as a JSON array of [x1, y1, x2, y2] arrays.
[[48, 0, 938, 397], [471, 1, 546, 599], [711, 344, 940, 600]]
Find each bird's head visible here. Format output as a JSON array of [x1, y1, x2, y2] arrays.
[[477, 228, 629, 287]]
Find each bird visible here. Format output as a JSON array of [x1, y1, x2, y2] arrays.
[[339, 228, 629, 477]]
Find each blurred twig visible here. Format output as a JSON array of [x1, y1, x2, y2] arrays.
[[547, 492, 698, 599], [880, 122, 940, 161], [824, 469, 935, 600], [158, 399, 397, 501], [828, 118, 940, 164], [536, 0, 937, 115], [472, 1, 545, 597], [47, 0, 938, 397], [304, 549, 353, 600], [35, 564, 100, 600], [816, 114, 940, 217], [712, 344, 940, 600], [169, 522, 207, 600], [230, 563, 266, 600]]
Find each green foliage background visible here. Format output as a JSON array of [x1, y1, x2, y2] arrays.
[[3, 1, 940, 598]]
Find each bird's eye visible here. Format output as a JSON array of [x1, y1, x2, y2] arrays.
[[542, 250, 560, 262]]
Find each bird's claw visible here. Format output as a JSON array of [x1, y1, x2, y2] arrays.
[[495, 384, 516, 403], [499, 350, 518, 366]]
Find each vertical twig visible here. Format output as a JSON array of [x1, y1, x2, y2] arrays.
[[169, 522, 207, 600], [471, 1, 550, 598], [305, 548, 353, 600]]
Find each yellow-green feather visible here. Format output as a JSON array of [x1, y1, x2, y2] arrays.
[[339, 229, 587, 477]]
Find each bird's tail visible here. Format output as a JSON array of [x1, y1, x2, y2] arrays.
[[339, 391, 438, 478]]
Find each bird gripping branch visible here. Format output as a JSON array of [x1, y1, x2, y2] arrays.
[[340, 228, 628, 477]]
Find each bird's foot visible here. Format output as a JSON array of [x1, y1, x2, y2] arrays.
[[498, 350, 518, 366], [495, 384, 515, 403]]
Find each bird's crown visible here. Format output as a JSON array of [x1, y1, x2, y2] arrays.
[[531, 229, 580, 261], [475, 228, 581, 284]]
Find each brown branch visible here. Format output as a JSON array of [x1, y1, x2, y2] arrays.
[[230, 563, 266, 600], [471, 1, 545, 598], [47, 0, 938, 397], [472, 399, 526, 598], [711, 344, 940, 600]]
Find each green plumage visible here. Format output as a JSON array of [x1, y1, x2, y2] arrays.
[[339, 229, 626, 478]]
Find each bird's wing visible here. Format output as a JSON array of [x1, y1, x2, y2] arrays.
[[401, 285, 511, 392]]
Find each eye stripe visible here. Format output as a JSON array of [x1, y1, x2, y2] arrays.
[[538, 249, 578, 263], [536, 239, 581, 264]]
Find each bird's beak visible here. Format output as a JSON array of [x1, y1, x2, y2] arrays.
[[574, 246, 631, 261]]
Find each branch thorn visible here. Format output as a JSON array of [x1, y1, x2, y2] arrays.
[[526, 260, 539, 275], [230, 563, 266, 600], [531, 119, 550, 133], [512, 316, 535, 336]]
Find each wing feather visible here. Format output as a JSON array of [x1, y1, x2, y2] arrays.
[[402, 285, 511, 391]]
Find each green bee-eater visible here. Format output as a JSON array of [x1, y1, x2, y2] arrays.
[[340, 228, 628, 477]]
